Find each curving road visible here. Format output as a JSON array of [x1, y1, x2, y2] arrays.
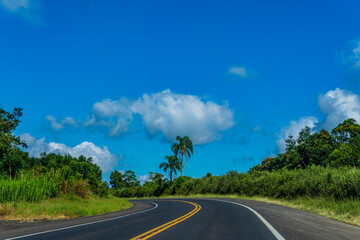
[[2, 199, 284, 240], [2, 198, 360, 240]]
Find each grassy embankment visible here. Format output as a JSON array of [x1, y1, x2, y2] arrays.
[[0, 195, 132, 221], [0, 175, 132, 221]]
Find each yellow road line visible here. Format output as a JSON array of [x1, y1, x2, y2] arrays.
[[130, 200, 201, 240]]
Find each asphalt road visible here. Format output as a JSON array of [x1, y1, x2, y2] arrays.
[[1, 198, 360, 240], [2, 199, 283, 240]]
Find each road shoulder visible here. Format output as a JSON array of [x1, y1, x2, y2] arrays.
[[216, 198, 360, 240]]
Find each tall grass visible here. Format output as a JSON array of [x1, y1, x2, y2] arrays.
[[0, 174, 59, 203], [0, 170, 93, 203]]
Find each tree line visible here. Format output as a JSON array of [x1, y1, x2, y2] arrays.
[[110, 118, 360, 200], [251, 118, 360, 172], [3, 104, 360, 203], [0, 106, 108, 200]]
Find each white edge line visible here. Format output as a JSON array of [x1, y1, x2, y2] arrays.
[[4, 202, 158, 240], [208, 199, 286, 240]]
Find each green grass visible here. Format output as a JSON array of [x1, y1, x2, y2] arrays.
[[0, 195, 132, 220], [131, 194, 360, 226], [0, 175, 59, 203]]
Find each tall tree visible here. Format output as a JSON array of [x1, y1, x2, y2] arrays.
[[148, 172, 165, 184], [171, 136, 193, 177], [332, 118, 360, 144], [110, 170, 124, 190], [123, 170, 140, 187], [0, 107, 27, 161], [159, 155, 181, 181]]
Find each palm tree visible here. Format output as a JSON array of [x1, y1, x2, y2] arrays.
[[171, 136, 193, 177], [159, 155, 181, 181]]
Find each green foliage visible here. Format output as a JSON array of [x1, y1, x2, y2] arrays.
[[1, 195, 132, 220], [110, 170, 125, 190], [0, 106, 107, 203], [0, 107, 27, 179], [0, 150, 107, 202], [0, 151, 107, 202], [123, 170, 140, 187], [109, 170, 140, 190], [171, 136, 194, 177], [0, 107, 27, 157], [251, 119, 360, 172], [0, 173, 58, 203], [120, 166, 360, 201], [159, 155, 181, 181]]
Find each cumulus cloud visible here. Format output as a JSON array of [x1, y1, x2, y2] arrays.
[[346, 39, 360, 69], [131, 90, 235, 144], [339, 38, 360, 70], [1, 0, 42, 24], [319, 88, 360, 130], [20, 133, 119, 172], [1, 0, 29, 11], [353, 40, 360, 68], [229, 66, 248, 77], [46, 115, 63, 130], [275, 88, 360, 153], [85, 89, 235, 144], [85, 98, 133, 137], [46, 115, 78, 130], [62, 117, 77, 126], [276, 117, 318, 153]]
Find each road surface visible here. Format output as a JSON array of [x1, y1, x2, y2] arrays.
[[1, 198, 360, 240]]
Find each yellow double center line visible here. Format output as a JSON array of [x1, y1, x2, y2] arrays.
[[130, 200, 201, 240]]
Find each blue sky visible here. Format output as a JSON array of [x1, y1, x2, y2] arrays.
[[1, 0, 360, 182]]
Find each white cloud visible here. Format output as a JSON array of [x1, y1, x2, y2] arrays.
[[1, 0, 29, 11], [138, 174, 151, 185], [20, 132, 37, 146], [84, 98, 133, 137], [276, 116, 318, 153], [46, 115, 63, 130], [20, 133, 119, 173], [62, 117, 77, 126], [339, 38, 360, 70], [253, 126, 261, 132], [85, 90, 235, 144], [319, 88, 360, 130], [229, 66, 248, 77], [351, 40, 360, 69], [46, 115, 78, 130], [275, 88, 360, 153], [131, 89, 235, 144]]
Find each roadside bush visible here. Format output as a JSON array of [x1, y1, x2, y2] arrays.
[[118, 166, 360, 201]]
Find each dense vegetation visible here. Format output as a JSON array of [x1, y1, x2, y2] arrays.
[[251, 118, 360, 171], [0, 107, 109, 204], [110, 119, 360, 202], [110, 167, 360, 200], [2, 104, 360, 219]]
